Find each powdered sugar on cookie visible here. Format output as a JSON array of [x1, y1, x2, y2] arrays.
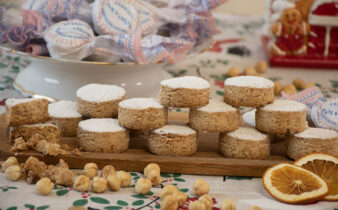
[[294, 127, 338, 139], [153, 125, 196, 136], [224, 76, 274, 88], [79, 118, 125, 133], [227, 127, 267, 141], [5, 98, 41, 107], [119, 98, 163, 110], [161, 76, 210, 89], [76, 84, 126, 102], [262, 100, 306, 112], [49, 101, 81, 118], [197, 99, 236, 113]]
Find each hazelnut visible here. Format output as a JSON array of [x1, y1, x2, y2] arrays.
[[161, 195, 178, 210], [173, 190, 187, 207], [292, 78, 306, 89], [220, 198, 236, 210], [83, 163, 98, 179], [147, 170, 162, 186], [2, 157, 19, 171], [282, 84, 297, 95], [274, 81, 282, 96], [56, 159, 69, 169], [135, 177, 152, 195], [101, 165, 115, 179], [73, 175, 90, 192], [107, 174, 121, 191], [198, 194, 213, 210], [255, 60, 268, 73], [243, 67, 257, 76], [144, 163, 160, 176], [226, 67, 241, 77], [193, 179, 210, 197], [91, 176, 107, 193], [251, 206, 262, 210], [189, 201, 206, 210], [5, 165, 22, 181], [35, 178, 54, 195], [305, 82, 316, 89], [159, 185, 178, 199], [116, 171, 131, 187]]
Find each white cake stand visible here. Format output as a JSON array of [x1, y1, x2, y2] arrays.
[[1, 39, 212, 101]]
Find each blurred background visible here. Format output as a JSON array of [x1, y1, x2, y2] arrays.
[[215, 0, 265, 14]]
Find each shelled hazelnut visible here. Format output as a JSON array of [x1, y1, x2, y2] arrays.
[[5, 165, 22, 181], [83, 163, 98, 179], [199, 194, 213, 210], [282, 84, 297, 95], [226, 67, 241, 77], [193, 179, 210, 197], [159, 185, 178, 199], [220, 198, 236, 210], [144, 163, 161, 186], [274, 81, 282, 96], [161, 195, 178, 210], [101, 165, 115, 179], [73, 175, 90, 192], [116, 171, 131, 187], [107, 174, 121, 191], [35, 178, 54, 195], [255, 60, 268, 73], [243, 67, 257, 76], [292, 78, 306, 89], [173, 190, 187, 207], [135, 177, 152, 195], [91, 176, 107, 193], [2, 157, 19, 172], [305, 82, 316, 89], [189, 201, 206, 210]]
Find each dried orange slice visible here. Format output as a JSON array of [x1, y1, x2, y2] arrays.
[[263, 163, 328, 204], [294, 153, 338, 201]]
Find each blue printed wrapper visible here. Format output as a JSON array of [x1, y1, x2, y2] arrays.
[[311, 98, 338, 131], [2, 0, 227, 63]]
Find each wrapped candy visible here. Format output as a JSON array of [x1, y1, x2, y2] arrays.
[[44, 19, 191, 63], [311, 98, 338, 132], [2, 0, 226, 63]]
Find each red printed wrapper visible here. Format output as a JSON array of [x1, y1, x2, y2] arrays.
[[281, 86, 324, 120]]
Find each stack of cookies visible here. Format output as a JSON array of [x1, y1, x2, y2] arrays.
[[5, 98, 61, 153], [223, 76, 337, 160]]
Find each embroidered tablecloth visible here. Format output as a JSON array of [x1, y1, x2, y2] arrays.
[[0, 13, 337, 210]]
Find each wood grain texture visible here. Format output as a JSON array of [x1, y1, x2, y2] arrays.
[[0, 113, 290, 177]]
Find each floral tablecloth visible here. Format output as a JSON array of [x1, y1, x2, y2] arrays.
[[0, 13, 337, 210]]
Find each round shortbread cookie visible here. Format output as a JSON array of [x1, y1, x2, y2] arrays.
[[286, 127, 338, 160], [77, 118, 129, 153], [48, 100, 82, 137], [76, 83, 126, 118], [224, 76, 274, 107], [118, 98, 167, 129], [219, 127, 270, 159], [189, 99, 241, 132], [148, 125, 197, 156], [256, 100, 307, 134], [160, 76, 210, 108]]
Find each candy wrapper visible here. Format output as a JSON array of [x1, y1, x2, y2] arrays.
[[0, 0, 226, 63], [311, 98, 338, 132], [282, 87, 337, 131]]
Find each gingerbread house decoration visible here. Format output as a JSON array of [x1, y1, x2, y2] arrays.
[[308, 0, 338, 58], [262, 0, 338, 68]]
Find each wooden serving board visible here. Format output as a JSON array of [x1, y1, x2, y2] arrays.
[[0, 113, 290, 177]]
